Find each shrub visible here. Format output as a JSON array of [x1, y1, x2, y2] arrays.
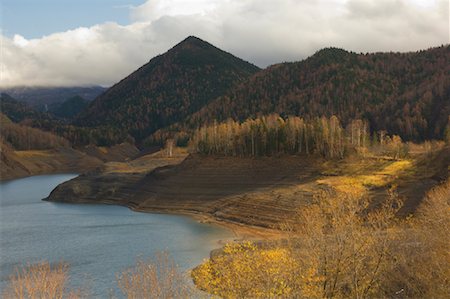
[[2, 262, 83, 299], [116, 252, 191, 299], [390, 180, 450, 297]]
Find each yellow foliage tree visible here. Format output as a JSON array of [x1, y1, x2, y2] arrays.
[[192, 241, 301, 298], [193, 190, 403, 298], [288, 190, 402, 298]]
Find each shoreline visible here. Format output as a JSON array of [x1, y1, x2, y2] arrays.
[[43, 195, 284, 241], [1, 169, 83, 182], [6, 150, 283, 240], [1, 172, 248, 297], [132, 206, 285, 241]]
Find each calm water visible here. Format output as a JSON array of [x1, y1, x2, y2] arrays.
[[0, 174, 234, 297]]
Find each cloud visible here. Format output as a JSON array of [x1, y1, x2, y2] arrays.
[[1, 0, 448, 87], [130, 0, 221, 22]]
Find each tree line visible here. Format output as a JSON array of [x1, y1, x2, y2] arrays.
[[1, 113, 69, 150], [190, 114, 417, 158]]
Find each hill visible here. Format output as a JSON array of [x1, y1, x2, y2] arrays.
[[0, 141, 103, 181], [0, 112, 69, 150], [180, 46, 450, 142], [76, 36, 260, 142], [0, 111, 140, 180]]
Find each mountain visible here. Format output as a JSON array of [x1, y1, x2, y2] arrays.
[[48, 96, 89, 119], [181, 46, 450, 142], [76, 36, 260, 142], [0, 93, 67, 136], [0, 86, 106, 108], [0, 93, 45, 123]]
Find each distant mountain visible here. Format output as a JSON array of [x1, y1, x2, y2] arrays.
[[181, 46, 450, 142], [0, 86, 106, 108], [48, 96, 89, 119], [0, 93, 63, 134], [76, 36, 260, 142], [0, 93, 44, 123]]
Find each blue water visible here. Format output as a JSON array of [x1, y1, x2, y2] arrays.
[[0, 174, 233, 297]]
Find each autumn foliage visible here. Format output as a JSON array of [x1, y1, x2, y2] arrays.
[[190, 114, 410, 159], [192, 180, 450, 298], [193, 189, 401, 298], [193, 241, 299, 297], [1, 113, 70, 150], [187, 46, 450, 143]]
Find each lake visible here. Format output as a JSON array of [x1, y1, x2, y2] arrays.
[[0, 174, 234, 297]]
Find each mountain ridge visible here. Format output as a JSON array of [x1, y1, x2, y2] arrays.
[[0, 86, 105, 109], [175, 45, 450, 142], [3, 38, 448, 146]]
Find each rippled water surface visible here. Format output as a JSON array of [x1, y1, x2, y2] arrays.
[[0, 174, 233, 297]]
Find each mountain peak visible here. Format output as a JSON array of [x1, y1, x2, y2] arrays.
[[314, 47, 353, 59], [307, 47, 356, 66], [170, 35, 216, 52], [182, 35, 203, 43]]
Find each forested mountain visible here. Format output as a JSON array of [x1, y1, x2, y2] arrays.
[[0, 93, 48, 123], [0, 86, 105, 108], [48, 96, 89, 119], [182, 45, 450, 142], [3, 40, 447, 147], [76, 36, 260, 142], [0, 93, 128, 146]]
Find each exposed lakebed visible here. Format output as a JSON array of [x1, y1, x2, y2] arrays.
[[0, 174, 233, 297]]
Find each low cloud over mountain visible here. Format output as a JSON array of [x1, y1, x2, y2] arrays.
[[1, 0, 448, 87]]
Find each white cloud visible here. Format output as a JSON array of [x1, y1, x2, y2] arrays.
[[13, 34, 29, 47], [130, 0, 221, 22], [1, 0, 448, 87]]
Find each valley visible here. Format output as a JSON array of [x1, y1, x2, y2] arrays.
[[1, 35, 449, 298]]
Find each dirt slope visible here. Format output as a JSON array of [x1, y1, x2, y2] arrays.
[[0, 143, 140, 181], [46, 153, 326, 228], [0, 147, 103, 181], [45, 148, 449, 230]]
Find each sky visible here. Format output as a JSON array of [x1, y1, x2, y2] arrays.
[[0, 0, 448, 87]]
